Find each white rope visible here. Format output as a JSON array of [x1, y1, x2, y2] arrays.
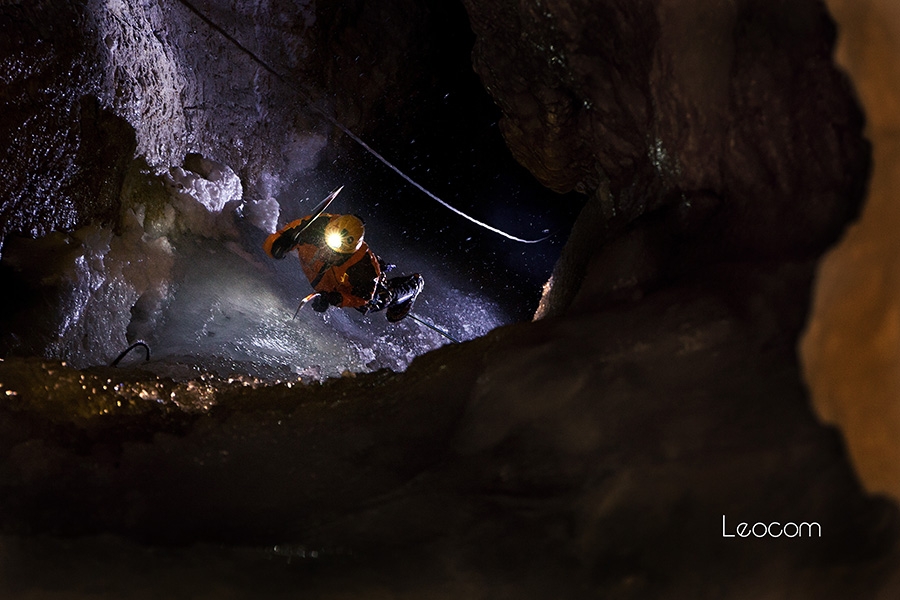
[[323, 118, 550, 243], [175, 0, 552, 244]]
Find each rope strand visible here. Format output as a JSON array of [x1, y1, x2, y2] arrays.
[[174, 0, 551, 243]]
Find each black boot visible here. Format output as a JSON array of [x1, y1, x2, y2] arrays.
[[385, 274, 424, 322]]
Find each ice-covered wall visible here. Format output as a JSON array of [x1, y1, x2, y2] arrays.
[[0, 1, 331, 368], [1, 0, 540, 374]]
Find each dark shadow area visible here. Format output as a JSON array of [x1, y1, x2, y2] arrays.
[[301, 0, 583, 322], [1, 1, 899, 598]]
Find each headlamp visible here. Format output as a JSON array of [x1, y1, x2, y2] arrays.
[[323, 215, 365, 254], [326, 231, 345, 251]]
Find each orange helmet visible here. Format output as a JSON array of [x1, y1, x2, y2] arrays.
[[324, 214, 365, 254]]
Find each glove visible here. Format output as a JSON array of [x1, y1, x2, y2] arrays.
[[312, 291, 342, 312], [269, 228, 297, 259]]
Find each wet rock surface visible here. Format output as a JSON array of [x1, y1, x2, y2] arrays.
[[0, 0, 327, 255], [0, 0, 897, 598], [0, 2, 136, 249], [1, 272, 897, 597]]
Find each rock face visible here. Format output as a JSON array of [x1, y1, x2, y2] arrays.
[[0, 0, 897, 598], [0, 0, 328, 255], [0, 2, 136, 248], [86, 0, 326, 186], [462, 0, 869, 315], [802, 0, 900, 505], [0, 279, 896, 597]]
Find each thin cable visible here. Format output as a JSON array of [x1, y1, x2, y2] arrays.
[[322, 118, 552, 244], [174, 0, 552, 244], [176, 0, 282, 80], [110, 341, 151, 366]]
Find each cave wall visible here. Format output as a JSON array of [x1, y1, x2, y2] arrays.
[[0, 2, 135, 247], [802, 0, 900, 503], [87, 0, 330, 190], [0, 0, 439, 365], [0, 0, 898, 596], [0, 0, 495, 254], [461, 0, 869, 317], [0, 0, 330, 255]]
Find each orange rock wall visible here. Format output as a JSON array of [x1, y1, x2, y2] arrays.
[[802, 0, 900, 500]]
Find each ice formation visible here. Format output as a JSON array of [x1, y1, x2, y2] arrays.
[[4, 154, 504, 381]]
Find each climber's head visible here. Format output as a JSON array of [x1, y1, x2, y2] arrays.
[[324, 214, 365, 254]]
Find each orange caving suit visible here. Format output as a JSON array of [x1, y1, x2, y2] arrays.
[[264, 214, 382, 309]]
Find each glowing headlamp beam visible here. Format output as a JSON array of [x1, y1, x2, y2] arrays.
[[325, 231, 344, 251]]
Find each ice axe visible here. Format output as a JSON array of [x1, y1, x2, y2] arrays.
[[292, 185, 344, 238], [406, 313, 460, 344]]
